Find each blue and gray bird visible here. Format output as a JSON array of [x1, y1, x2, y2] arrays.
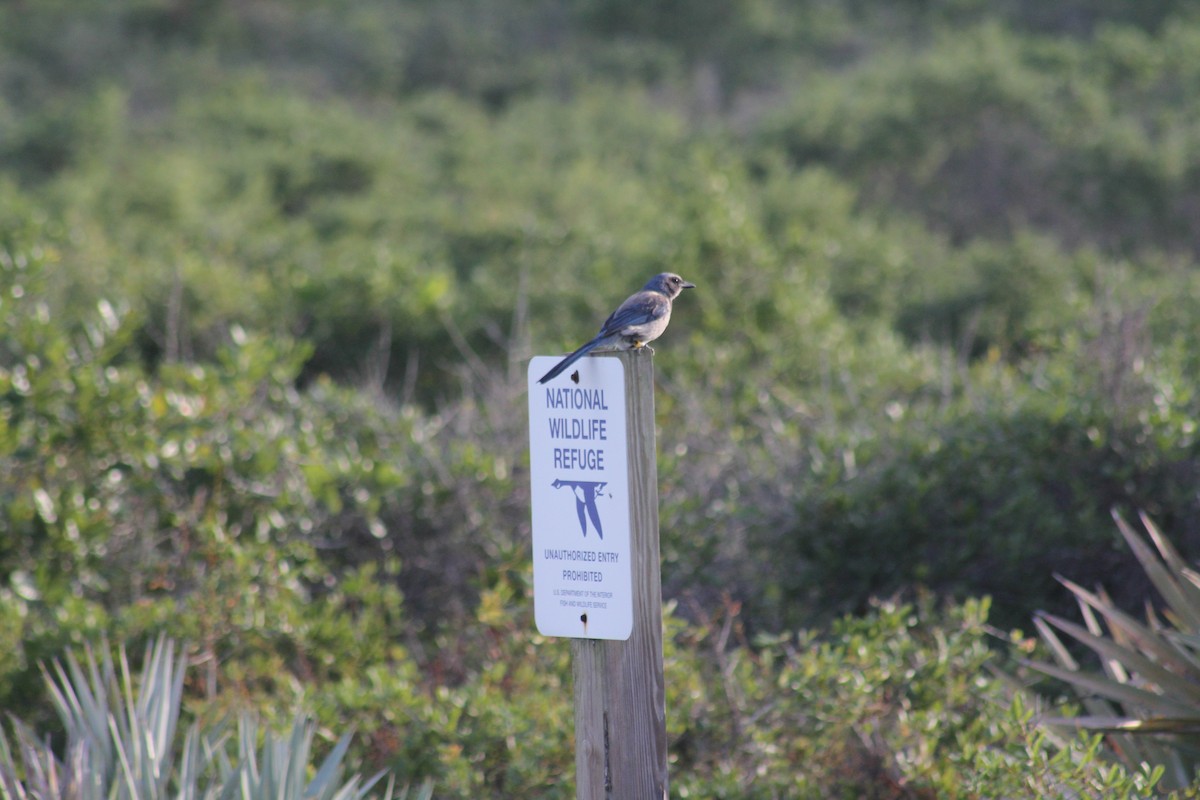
[[537, 272, 695, 384]]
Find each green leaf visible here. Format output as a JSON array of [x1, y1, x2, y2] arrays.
[[1039, 715, 1200, 734], [1113, 512, 1200, 631], [1055, 575, 1200, 678], [1036, 610, 1200, 707], [1024, 659, 1191, 717]]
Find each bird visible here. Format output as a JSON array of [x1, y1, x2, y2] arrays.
[[537, 272, 695, 385]]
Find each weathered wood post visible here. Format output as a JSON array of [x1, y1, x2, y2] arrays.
[[571, 349, 667, 799], [527, 348, 668, 799]]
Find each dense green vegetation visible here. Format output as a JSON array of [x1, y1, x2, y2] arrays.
[[4, 0, 1200, 794]]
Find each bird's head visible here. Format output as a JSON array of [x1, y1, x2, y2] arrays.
[[645, 272, 696, 298]]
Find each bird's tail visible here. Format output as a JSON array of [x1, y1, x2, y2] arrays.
[[537, 338, 603, 384]]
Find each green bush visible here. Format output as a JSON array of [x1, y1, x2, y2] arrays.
[[0, 636, 427, 800], [767, 403, 1197, 630], [665, 598, 1160, 797], [1030, 513, 1200, 792], [759, 19, 1200, 259]]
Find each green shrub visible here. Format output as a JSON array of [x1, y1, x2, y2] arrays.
[[0, 636, 427, 800], [664, 597, 1161, 797], [1030, 513, 1200, 792]]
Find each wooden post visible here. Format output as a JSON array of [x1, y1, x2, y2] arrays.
[[572, 349, 668, 799]]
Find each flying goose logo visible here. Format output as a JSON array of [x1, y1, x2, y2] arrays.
[[551, 479, 609, 539]]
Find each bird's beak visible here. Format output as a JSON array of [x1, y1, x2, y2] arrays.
[[682, 281, 696, 289]]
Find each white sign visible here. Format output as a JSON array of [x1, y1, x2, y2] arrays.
[[528, 355, 633, 640]]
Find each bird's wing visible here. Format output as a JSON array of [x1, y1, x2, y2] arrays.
[[598, 291, 669, 336]]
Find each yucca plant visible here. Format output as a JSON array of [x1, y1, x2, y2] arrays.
[[0, 636, 432, 800], [1029, 510, 1200, 791]]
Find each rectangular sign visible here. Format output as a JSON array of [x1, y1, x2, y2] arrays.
[[528, 355, 633, 640]]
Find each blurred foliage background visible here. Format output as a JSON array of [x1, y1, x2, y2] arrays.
[[3, 0, 1200, 795]]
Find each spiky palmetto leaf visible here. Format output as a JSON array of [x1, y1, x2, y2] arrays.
[[0, 636, 187, 800], [0, 637, 431, 800], [1027, 511, 1200, 791]]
